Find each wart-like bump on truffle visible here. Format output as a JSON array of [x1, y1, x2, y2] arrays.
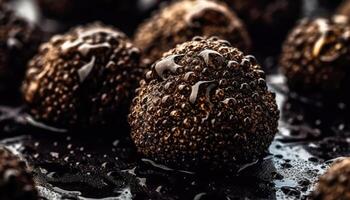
[[312, 158, 350, 200], [0, 146, 37, 200], [0, 5, 42, 91], [129, 37, 279, 172], [279, 16, 350, 93], [134, 0, 251, 65], [22, 23, 144, 129]]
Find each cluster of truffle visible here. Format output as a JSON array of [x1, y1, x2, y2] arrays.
[[0, 0, 285, 197]]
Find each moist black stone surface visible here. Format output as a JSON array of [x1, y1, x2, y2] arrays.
[[0, 73, 347, 199]]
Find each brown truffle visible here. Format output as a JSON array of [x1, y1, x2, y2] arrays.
[[129, 37, 279, 172], [312, 158, 350, 200], [134, 0, 251, 65], [218, 0, 302, 54], [279, 15, 350, 93], [0, 5, 42, 91], [0, 146, 37, 200], [22, 23, 144, 129]]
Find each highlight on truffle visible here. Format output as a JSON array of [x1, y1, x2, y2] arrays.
[[134, 0, 251, 65], [0, 5, 42, 91], [22, 23, 144, 129], [312, 158, 350, 200], [279, 15, 350, 93], [217, 0, 302, 54], [129, 36, 279, 172], [0, 146, 37, 200]]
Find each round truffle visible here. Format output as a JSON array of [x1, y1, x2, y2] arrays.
[[312, 158, 350, 200], [0, 5, 42, 91], [134, 0, 251, 65], [22, 23, 144, 129], [217, 0, 302, 54], [129, 37, 279, 172], [279, 16, 350, 93], [0, 146, 37, 200]]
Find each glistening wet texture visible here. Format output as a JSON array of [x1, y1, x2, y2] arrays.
[[130, 37, 279, 172], [0, 73, 347, 199], [21, 23, 144, 130]]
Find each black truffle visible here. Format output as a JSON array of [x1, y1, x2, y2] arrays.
[[0, 5, 42, 91], [134, 0, 251, 65], [218, 0, 302, 54], [312, 158, 350, 200], [0, 146, 37, 200], [129, 37, 279, 172], [22, 23, 144, 129], [279, 16, 350, 93]]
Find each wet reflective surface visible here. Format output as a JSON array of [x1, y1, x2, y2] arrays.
[[1, 74, 349, 199]]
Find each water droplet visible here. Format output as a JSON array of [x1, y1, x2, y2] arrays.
[[154, 54, 184, 80]]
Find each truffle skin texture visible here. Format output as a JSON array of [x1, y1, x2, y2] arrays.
[[22, 23, 144, 129], [0, 146, 37, 200], [0, 6, 42, 90], [312, 158, 350, 200], [129, 37, 279, 172], [279, 16, 350, 93], [218, 0, 302, 54], [134, 0, 251, 65]]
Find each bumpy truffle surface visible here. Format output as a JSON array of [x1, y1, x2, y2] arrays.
[[279, 16, 350, 93], [218, 0, 302, 54], [0, 146, 37, 200], [312, 158, 350, 200], [0, 5, 42, 90], [134, 0, 251, 65], [22, 23, 144, 129], [129, 37, 279, 172]]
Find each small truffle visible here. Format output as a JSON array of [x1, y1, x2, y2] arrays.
[[312, 158, 350, 200], [129, 37, 279, 172], [218, 0, 302, 54], [0, 146, 37, 200], [22, 23, 144, 129], [0, 5, 42, 91], [134, 0, 251, 65], [279, 16, 350, 93]]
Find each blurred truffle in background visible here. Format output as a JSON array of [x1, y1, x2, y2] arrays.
[[312, 158, 350, 200], [217, 0, 302, 55], [279, 15, 350, 95], [22, 23, 144, 130], [0, 4, 42, 94], [134, 0, 251, 65], [0, 146, 37, 200]]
